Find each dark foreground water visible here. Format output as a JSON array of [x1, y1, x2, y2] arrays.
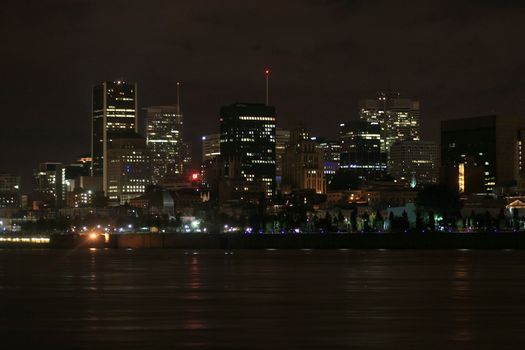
[[1, 249, 525, 349]]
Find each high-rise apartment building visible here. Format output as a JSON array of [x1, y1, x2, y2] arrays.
[[339, 121, 387, 179], [219, 103, 276, 199], [282, 127, 326, 194], [146, 106, 184, 184], [359, 92, 420, 155], [389, 141, 439, 187], [92, 81, 138, 194]]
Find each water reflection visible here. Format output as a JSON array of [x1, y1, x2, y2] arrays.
[[1, 250, 525, 349], [451, 254, 473, 342]]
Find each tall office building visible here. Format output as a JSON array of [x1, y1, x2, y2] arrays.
[[389, 141, 439, 187], [359, 92, 420, 154], [339, 121, 387, 179], [202, 134, 221, 162], [441, 115, 525, 193], [282, 127, 326, 194], [219, 103, 276, 200], [92, 81, 138, 194], [107, 132, 151, 204], [146, 106, 184, 184]]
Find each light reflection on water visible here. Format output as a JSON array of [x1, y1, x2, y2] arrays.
[[1, 249, 525, 349]]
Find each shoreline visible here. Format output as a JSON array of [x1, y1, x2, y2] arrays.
[[2, 232, 525, 249]]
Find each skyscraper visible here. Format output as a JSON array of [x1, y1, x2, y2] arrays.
[[92, 81, 138, 194], [441, 115, 525, 193], [339, 121, 387, 179], [359, 92, 420, 155], [146, 106, 184, 184], [219, 103, 276, 200], [389, 141, 439, 187], [107, 132, 151, 204]]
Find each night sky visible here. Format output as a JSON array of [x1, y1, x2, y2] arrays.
[[2, 0, 525, 190]]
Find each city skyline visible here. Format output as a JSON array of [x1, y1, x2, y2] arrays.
[[4, 3, 525, 349], [2, 0, 525, 189]]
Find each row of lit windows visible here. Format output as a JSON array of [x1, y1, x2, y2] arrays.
[[238, 116, 275, 121], [251, 160, 275, 164]]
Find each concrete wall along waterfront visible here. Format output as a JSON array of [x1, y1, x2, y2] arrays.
[[45, 232, 525, 249]]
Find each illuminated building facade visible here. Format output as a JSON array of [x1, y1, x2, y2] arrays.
[[339, 121, 387, 179], [107, 132, 151, 204], [282, 127, 326, 194], [219, 103, 276, 199], [441, 115, 525, 193], [389, 141, 439, 187], [92, 81, 138, 194], [146, 106, 184, 184], [359, 92, 420, 155]]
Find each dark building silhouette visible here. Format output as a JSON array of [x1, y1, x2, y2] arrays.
[[441, 115, 525, 194], [0, 173, 21, 208], [33, 162, 62, 208]]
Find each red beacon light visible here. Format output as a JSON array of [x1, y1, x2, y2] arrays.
[[191, 173, 200, 181]]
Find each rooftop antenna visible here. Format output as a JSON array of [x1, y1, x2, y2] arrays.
[[265, 68, 270, 105], [176, 82, 182, 114]]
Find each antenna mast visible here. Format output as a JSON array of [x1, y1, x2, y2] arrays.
[[265, 69, 270, 105], [176, 82, 181, 114]]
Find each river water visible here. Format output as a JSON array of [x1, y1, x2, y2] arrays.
[[1, 249, 525, 349]]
